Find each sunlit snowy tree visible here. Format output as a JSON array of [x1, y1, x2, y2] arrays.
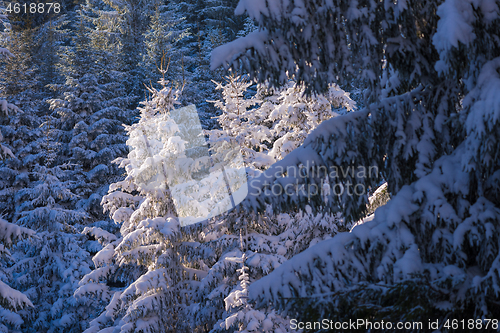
[[188, 205, 346, 333], [78, 72, 212, 333], [208, 74, 355, 173], [179, 73, 352, 332]]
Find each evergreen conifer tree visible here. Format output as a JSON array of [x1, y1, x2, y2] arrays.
[[213, 0, 500, 326], [208, 74, 355, 172], [78, 69, 209, 333], [0, 97, 35, 333]]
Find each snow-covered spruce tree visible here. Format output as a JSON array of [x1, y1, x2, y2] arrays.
[[196, 0, 246, 97], [77, 73, 212, 333], [263, 81, 355, 162], [201, 0, 244, 42], [156, 0, 205, 112], [235, 17, 257, 39], [212, 238, 290, 333], [208, 74, 355, 173], [0, 98, 41, 225], [172, 0, 245, 126], [0, 3, 12, 58], [0, 100, 21, 161], [188, 75, 352, 331], [95, 0, 192, 108], [0, 9, 46, 226], [212, 0, 500, 327], [0, 17, 51, 168], [0, 16, 62, 223], [8, 116, 97, 333], [189, 206, 346, 333], [206, 74, 260, 170], [0, 7, 23, 161], [187, 26, 228, 128], [0, 16, 37, 331], [1, 13, 127, 326], [77, 71, 349, 333], [0, 7, 99, 332], [0, 96, 35, 333], [5, 10, 138, 331]]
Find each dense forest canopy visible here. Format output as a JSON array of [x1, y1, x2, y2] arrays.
[[0, 0, 499, 332]]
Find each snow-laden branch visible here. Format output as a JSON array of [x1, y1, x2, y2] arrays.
[[0, 280, 33, 311], [249, 146, 500, 316], [0, 218, 35, 247], [211, 31, 269, 71]]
